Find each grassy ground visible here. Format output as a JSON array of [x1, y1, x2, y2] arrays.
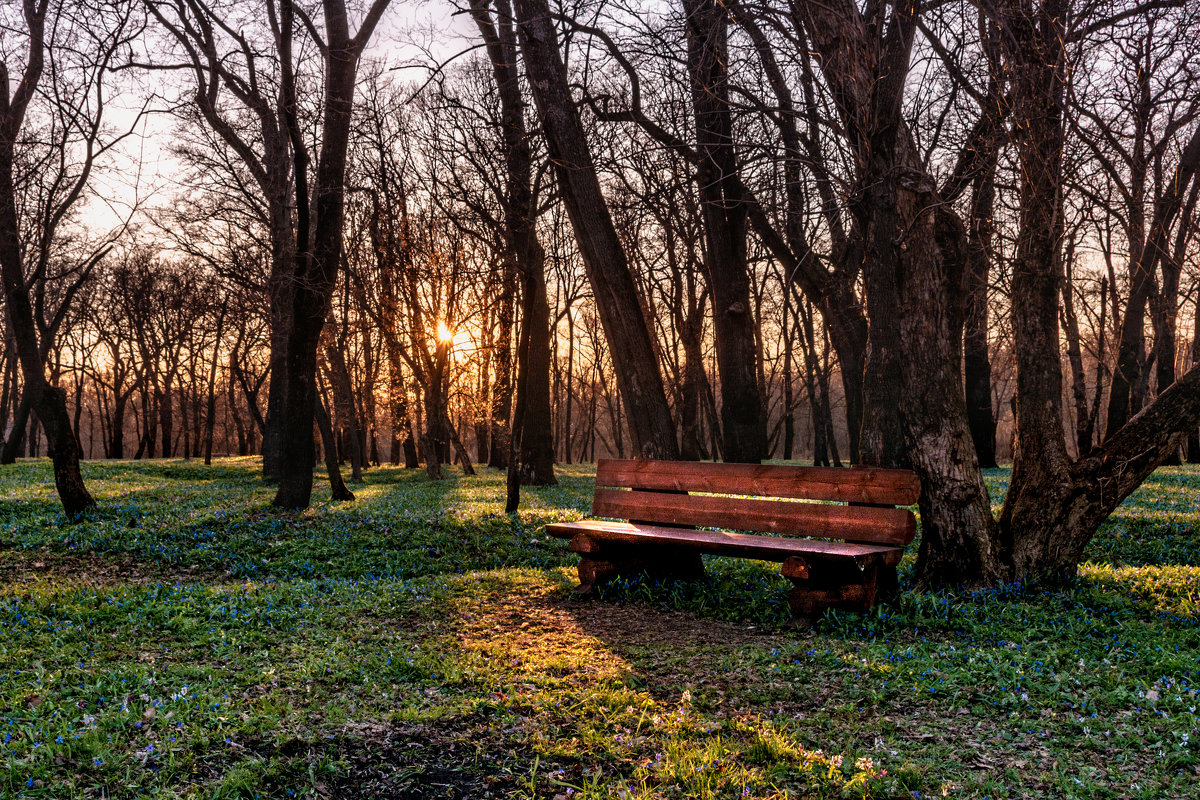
[[1, 458, 1198, 799]]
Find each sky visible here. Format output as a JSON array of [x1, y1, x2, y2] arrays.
[[87, 0, 472, 236]]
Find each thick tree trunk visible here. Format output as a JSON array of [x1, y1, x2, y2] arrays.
[[799, 0, 996, 583], [261, 322, 287, 480], [905, 211, 1001, 586], [684, 0, 766, 463], [994, 0, 1083, 582], [272, 1, 383, 508], [421, 372, 447, 481], [32, 382, 93, 512], [513, 0, 678, 460], [470, 0, 554, 490]]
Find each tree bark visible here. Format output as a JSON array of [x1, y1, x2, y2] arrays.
[[272, 0, 391, 509], [964, 140, 998, 467], [683, 0, 766, 463], [1, 388, 30, 464], [1189, 291, 1200, 462], [470, 0, 555, 491], [1061, 250, 1095, 455], [323, 331, 364, 481], [518, 252, 556, 485], [512, 0, 679, 460], [799, 0, 997, 583], [0, 0, 93, 514], [315, 390, 353, 501]]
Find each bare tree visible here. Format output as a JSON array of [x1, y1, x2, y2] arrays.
[[0, 0, 139, 513]]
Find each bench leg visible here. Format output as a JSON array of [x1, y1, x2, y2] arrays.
[[572, 535, 706, 593], [876, 563, 900, 605], [783, 557, 885, 622]]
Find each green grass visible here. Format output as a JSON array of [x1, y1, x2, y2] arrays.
[[1, 458, 1198, 798]]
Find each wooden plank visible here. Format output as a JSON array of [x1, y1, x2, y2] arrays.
[[596, 458, 920, 506], [589, 488, 916, 546], [546, 520, 903, 565]]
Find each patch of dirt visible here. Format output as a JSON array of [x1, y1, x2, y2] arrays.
[[324, 717, 534, 799], [207, 715, 542, 799], [0, 547, 211, 590]]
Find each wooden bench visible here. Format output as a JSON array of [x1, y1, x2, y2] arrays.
[[547, 459, 920, 619]]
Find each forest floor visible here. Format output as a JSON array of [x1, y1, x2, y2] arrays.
[[1, 458, 1198, 799]]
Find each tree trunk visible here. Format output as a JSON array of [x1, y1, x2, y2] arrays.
[[324, 334, 364, 481], [781, 295, 795, 460], [964, 147, 998, 467], [272, 0, 385, 508], [1105, 111, 1200, 440], [488, 263, 515, 469], [994, 0, 1087, 582], [315, 391, 353, 501], [1148, 183, 1198, 466], [157, 383, 173, 458], [470, 0, 556, 490], [799, 0, 996, 583], [684, 0, 766, 463], [513, 0, 679, 460], [0, 116, 92, 512], [1189, 291, 1200, 462], [421, 366, 447, 480], [204, 313, 225, 465], [110, 392, 127, 459], [1, 388, 30, 464], [518, 251, 556, 485], [1061, 251, 1094, 456], [679, 323, 706, 462]]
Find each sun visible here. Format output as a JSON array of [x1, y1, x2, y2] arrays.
[[436, 320, 454, 343]]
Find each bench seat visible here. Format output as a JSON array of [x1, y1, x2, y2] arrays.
[[547, 520, 904, 565]]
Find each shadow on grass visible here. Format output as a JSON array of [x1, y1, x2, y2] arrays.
[[196, 714, 536, 800]]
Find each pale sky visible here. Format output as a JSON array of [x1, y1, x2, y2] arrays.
[[86, 0, 472, 236]]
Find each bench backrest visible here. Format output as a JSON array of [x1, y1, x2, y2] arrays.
[[592, 459, 919, 547]]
